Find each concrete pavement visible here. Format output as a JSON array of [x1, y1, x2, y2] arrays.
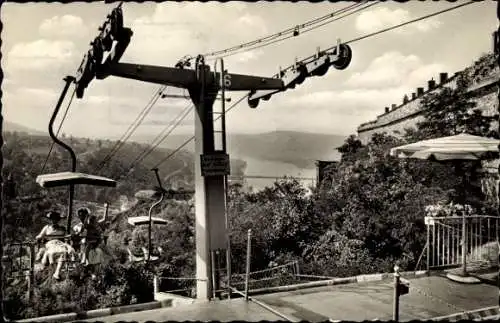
[[72, 274, 498, 322], [255, 275, 497, 321], [73, 298, 284, 322]]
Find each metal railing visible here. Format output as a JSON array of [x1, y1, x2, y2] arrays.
[[2, 242, 35, 301], [424, 215, 500, 272]]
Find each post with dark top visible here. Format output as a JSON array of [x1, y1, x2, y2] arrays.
[[393, 264, 410, 322], [393, 265, 400, 322], [28, 243, 35, 302], [245, 229, 252, 301]]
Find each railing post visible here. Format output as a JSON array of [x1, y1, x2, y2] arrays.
[[437, 223, 441, 266], [426, 224, 430, 272], [153, 275, 159, 294], [104, 202, 109, 220], [452, 223, 455, 264], [488, 217, 491, 243], [28, 243, 35, 302], [477, 218, 481, 260], [211, 250, 217, 299], [462, 213, 468, 276], [393, 265, 400, 322], [446, 224, 450, 266], [432, 223, 436, 267], [471, 217, 474, 261], [226, 247, 231, 300], [245, 229, 252, 301]]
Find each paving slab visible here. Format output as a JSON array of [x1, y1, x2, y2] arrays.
[[73, 298, 283, 322], [255, 275, 498, 322], [73, 275, 498, 322]]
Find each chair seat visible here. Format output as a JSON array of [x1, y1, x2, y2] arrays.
[[36, 172, 117, 188]]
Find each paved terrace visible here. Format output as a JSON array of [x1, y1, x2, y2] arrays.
[[73, 274, 498, 322]]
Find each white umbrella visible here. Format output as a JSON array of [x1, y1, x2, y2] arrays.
[[390, 133, 500, 280], [390, 133, 500, 160]]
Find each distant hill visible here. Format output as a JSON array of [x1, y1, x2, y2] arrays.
[[134, 131, 346, 170], [4, 120, 346, 174], [2, 129, 247, 194], [3, 120, 46, 135]]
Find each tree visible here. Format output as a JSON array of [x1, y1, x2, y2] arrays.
[[404, 72, 497, 208], [318, 133, 450, 270], [410, 72, 498, 140], [302, 228, 377, 277], [336, 135, 364, 163]]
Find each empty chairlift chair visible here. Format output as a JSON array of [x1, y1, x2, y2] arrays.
[[125, 188, 170, 263]]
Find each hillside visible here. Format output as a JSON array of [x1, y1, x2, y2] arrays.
[[134, 131, 345, 170], [3, 120, 46, 136], [5, 119, 345, 171], [1, 130, 246, 204]]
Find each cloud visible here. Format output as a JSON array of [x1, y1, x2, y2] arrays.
[[344, 51, 447, 89], [2, 85, 158, 138], [260, 84, 425, 135], [355, 7, 442, 35], [106, 95, 195, 126], [6, 39, 77, 71], [289, 87, 411, 113], [39, 15, 88, 38], [123, 3, 269, 66], [235, 49, 265, 63]]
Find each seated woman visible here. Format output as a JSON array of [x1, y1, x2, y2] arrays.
[[72, 207, 90, 264], [83, 214, 105, 267], [35, 211, 73, 280]]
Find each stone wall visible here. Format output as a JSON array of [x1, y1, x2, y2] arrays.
[[354, 53, 500, 207], [358, 87, 499, 144], [357, 53, 499, 145]]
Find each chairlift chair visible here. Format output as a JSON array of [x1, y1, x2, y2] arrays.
[[125, 185, 170, 263], [35, 76, 118, 278], [126, 215, 169, 263]]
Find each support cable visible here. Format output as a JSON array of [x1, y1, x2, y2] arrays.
[[141, 2, 477, 169], [96, 86, 166, 172], [124, 103, 194, 175], [213, 1, 377, 60], [204, 2, 368, 58]]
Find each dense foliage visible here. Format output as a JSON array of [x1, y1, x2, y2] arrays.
[[2, 55, 498, 319]]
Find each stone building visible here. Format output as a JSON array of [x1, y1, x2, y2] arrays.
[[357, 53, 499, 146], [355, 53, 499, 204], [315, 160, 338, 185]]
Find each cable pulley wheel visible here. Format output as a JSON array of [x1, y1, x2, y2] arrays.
[[248, 97, 259, 109], [332, 44, 352, 70], [311, 61, 330, 77]]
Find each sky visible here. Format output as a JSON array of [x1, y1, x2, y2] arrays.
[[1, 1, 497, 139]]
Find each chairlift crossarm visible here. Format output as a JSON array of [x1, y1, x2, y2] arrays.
[[96, 62, 285, 92]]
